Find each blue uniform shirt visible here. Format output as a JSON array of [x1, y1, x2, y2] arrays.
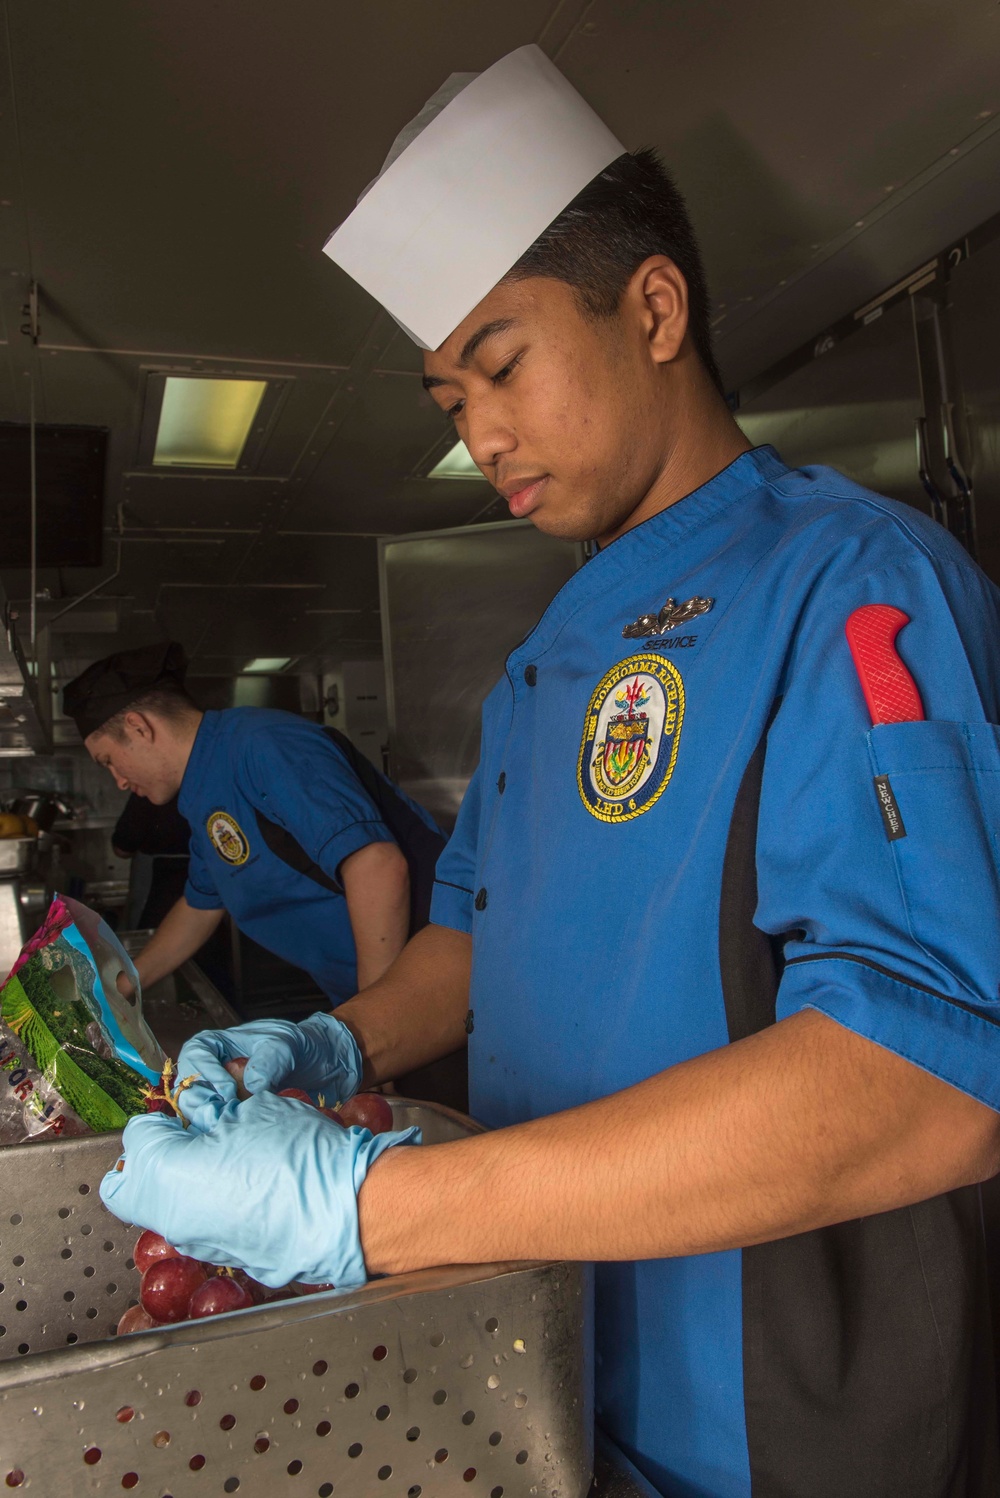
[[179, 708, 440, 1002], [431, 447, 1000, 1498]]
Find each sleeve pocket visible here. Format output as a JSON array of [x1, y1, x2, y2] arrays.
[[868, 720, 1000, 1004]]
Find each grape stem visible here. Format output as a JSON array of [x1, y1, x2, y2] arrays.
[[141, 1058, 201, 1127]]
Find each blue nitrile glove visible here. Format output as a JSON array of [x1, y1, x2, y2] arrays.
[[100, 1091, 418, 1288], [174, 1013, 363, 1131]]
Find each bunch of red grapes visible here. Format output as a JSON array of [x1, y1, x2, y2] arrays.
[[117, 1063, 394, 1335]]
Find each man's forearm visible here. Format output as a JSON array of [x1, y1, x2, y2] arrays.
[[341, 841, 411, 990], [336, 923, 471, 1088], [359, 1007, 1000, 1274], [132, 898, 225, 991]]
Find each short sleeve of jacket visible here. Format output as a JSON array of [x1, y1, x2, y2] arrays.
[[242, 723, 394, 883], [756, 552, 1000, 1112], [430, 764, 483, 934], [184, 838, 224, 911]]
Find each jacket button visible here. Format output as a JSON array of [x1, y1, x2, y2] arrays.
[[497, 772, 506, 794], [523, 664, 537, 686], [474, 887, 488, 911]]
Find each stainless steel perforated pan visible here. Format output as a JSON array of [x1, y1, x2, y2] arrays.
[[0, 1099, 593, 1497]]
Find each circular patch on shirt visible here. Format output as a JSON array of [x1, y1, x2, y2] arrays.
[[206, 810, 250, 865], [577, 653, 685, 823]]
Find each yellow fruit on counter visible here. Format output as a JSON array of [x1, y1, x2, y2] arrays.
[[0, 813, 24, 838]]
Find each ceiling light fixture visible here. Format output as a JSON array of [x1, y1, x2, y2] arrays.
[[428, 439, 486, 480], [243, 657, 291, 674], [153, 377, 268, 469]]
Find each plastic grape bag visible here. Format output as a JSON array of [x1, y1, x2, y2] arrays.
[[0, 895, 166, 1144]]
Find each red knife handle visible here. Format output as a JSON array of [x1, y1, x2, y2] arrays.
[[845, 605, 925, 725]]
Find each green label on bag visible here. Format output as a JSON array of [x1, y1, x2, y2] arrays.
[[1, 963, 148, 1132]]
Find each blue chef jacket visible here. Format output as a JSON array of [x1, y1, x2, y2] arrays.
[[431, 447, 1000, 1498], [179, 708, 441, 1001]]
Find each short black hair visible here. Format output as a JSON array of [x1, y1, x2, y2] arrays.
[[505, 148, 722, 394], [101, 683, 199, 741]]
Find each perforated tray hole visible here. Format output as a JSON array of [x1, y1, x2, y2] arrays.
[[461, 1410, 475, 1425], [434, 1448, 449, 1464], [283, 1398, 299, 1415], [254, 1437, 270, 1454], [344, 1382, 359, 1400], [432, 1389, 447, 1406], [311, 1359, 327, 1376], [286, 1460, 302, 1476], [249, 1374, 266, 1391], [375, 1404, 390, 1422], [402, 1367, 418, 1383], [5, 1472, 23, 1489], [219, 1414, 237, 1431], [372, 1343, 387, 1360], [463, 1470, 477, 1483], [405, 1426, 419, 1442], [429, 1331, 445, 1347], [319, 1485, 333, 1497], [378, 1465, 392, 1480], [485, 1317, 499, 1334], [490, 1488, 504, 1498], [488, 1431, 502, 1446], [315, 1422, 331, 1439]]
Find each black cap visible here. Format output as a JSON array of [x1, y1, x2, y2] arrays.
[[63, 642, 188, 740]]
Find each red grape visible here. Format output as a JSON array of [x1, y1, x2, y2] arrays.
[[116, 1303, 160, 1336], [140, 1256, 207, 1323], [225, 1056, 251, 1101], [338, 1093, 394, 1135], [188, 1275, 253, 1319], [134, 1229, 180, 1275], [278, 1087, 314, 1105]]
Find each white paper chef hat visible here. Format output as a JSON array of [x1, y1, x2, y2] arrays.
[[323, 45, 625, 350]]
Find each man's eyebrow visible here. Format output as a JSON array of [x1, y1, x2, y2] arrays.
[[421, 318, 519, 392]]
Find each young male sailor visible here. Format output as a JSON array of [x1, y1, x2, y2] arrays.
[[102, 47, 1000, 1497], [65, 644, 451, 1095]]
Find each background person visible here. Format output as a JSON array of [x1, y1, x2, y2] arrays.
[[65, 641, 461, 1105]]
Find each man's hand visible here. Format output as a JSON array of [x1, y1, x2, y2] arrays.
[[175, 1013, 363, 1130], [358, 1008, 1000, 1275], [100, 1092, 420, 1288]]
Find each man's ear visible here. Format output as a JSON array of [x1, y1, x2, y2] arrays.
[[627, 255, 689, 368], [123, 710, 155, 742]]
